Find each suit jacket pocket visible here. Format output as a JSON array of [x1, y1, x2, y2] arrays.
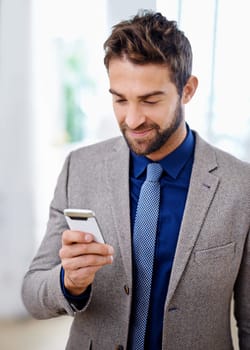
[[194, 242, 235, 264]]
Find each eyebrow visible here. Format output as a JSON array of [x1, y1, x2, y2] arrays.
[[109, 88, 165, 99]]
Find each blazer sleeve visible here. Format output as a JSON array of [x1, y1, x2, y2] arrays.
[[21, 153, 92, 318], [234, 228, 250, 349]]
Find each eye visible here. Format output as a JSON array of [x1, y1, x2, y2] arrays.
[[143, 100, 158, 105], [115, 99, 127, 104]]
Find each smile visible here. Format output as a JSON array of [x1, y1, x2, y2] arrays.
[[126, 128, 155, 139]]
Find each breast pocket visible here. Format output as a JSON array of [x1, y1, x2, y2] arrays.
[[194, 242, 236, 265]]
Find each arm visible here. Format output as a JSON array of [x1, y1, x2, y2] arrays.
[[234, 229, 250, 349], [21, 154, 73, 318], [21, 154, 114, 319]]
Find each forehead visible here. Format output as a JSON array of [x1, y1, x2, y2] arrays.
[[108, 58, 175, 95]]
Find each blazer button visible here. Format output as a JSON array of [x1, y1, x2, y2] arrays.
[[124, 285, 129, 295]]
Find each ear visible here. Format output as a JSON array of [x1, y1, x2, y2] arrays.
[[181, 75, 198, 104]]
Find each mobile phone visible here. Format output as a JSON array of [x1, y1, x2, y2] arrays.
[[64, 209, 105, 244]]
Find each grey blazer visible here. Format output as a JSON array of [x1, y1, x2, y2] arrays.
[[22, 132, 250, 350]]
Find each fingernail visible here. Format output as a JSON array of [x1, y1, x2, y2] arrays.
[[85, 234, 92, 242], [108, 246, 114, 255]]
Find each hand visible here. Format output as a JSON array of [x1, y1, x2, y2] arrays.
[[59, 230, 114, 296]]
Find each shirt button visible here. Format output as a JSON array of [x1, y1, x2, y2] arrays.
[[124, 285, 130, 295]]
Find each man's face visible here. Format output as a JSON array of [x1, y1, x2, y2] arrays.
[[108, 58, 187, 160]]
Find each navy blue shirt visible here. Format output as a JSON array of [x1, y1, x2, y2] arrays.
[[129, 126, 195, 349]]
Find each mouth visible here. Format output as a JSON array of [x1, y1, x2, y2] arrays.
[[125, 127, 155, 139]]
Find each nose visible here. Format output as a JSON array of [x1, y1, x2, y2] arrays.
[[125, 104, 146, 129]]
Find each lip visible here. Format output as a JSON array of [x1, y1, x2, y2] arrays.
[[127, 128, 154, 138]]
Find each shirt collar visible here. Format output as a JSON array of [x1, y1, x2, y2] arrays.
[[130, 123, 195, 179]]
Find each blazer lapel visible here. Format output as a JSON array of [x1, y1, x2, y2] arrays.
[[166, 133, 220, 306], [104, 137, 133, 285], [102, 134, 220, 305]]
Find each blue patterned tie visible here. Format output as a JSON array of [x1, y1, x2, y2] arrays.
[[130, 162, 163, 349]]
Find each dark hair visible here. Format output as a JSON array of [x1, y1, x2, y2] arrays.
[[104, 10, 193, 95]]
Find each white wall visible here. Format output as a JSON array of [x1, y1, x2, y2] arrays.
[[0, 0, 35, 318], [0, 0, 156, 319], [107, 0, 156, 26]]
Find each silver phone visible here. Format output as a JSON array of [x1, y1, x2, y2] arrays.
[[64, 209, 105, 244]]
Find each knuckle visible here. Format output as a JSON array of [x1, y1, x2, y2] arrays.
[[61, 260, 69, 270], [59, 246, 66, 258], [62, 229, 69, 241]]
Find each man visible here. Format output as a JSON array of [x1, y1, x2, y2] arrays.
[[22, 10, 250, 350]]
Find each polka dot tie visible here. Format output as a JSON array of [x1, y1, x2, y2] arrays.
[[129, 163, 163, 350]]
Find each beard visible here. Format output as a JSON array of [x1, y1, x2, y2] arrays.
[[120, 98, 184, 156]]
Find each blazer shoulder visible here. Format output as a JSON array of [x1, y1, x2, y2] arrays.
[[194, 131, 250, 186], [194, 131, 250, 168], [212, 142, 250, 174], [69, 136, 127, 161]]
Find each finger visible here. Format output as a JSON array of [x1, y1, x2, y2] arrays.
[[62, 254, 113, 271], [60, 241, 114, 259], [70, 242, 113, 256], [62, 230, 94, 245]]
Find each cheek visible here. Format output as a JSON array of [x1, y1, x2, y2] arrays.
[[159, 101, 178, 119], [149, 104, 177, 129], [147, 105, 170, 123], [112, 104, 125, 123]]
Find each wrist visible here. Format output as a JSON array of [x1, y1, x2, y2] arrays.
[[64, 275, 88, 296]]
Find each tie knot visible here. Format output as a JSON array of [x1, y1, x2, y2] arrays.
[[146, 163, 163, 182]]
